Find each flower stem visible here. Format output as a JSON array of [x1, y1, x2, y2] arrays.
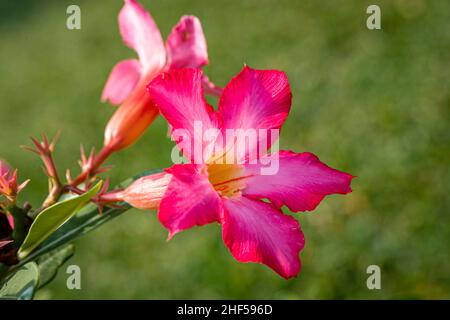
[[41, 153, 63, 208], [41, 146, 113, 209], [97, 190, 125, 203]]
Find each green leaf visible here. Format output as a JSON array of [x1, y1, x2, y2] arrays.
[[57, 169, 161, 238], [16, 204, 130, 269], [13, 170, 161, 270], [14, 169, 162, 268], [0, 262, 39, 300], [36, 244, 75, 289], [18, 181, 102, 259]]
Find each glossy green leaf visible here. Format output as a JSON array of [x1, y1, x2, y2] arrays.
[[0, 262, 39, 300], [36, 244, 75, 289], [18, 181, 102, 259], [15, 170, 161, 268]]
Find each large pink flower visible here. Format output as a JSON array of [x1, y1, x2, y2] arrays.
[[102, 0, 216, 152], [122, 66, 353, 279]]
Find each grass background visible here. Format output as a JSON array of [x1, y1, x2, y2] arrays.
[[0, 0, 449, 299]]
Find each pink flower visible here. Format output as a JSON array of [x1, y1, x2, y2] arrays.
[[123, 66, 353, 279], [102, 0, 213, 152]]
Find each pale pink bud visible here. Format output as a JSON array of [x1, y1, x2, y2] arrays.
[[122, 172, 172, 210]]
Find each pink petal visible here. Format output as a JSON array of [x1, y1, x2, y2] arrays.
[[166, 15, 209, 69], [118, 0, 166, 71], [218, 66, 292, 160], [243, 151, 354, 212], [147, 68, 221, 163], [101, 59, 142, 105], [221, 196, 304, 279], [158, 164, 222, 239]]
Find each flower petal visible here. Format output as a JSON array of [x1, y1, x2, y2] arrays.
[[118, 0, 166, 71], [101, 59, 142, 105], [218, 66, 292, 160], [158, 164, 222, 238], [148, 68, 221, 163], [243, 151, 354, 212], [221, 196, 304, 279], [166, 15, 209, 69]]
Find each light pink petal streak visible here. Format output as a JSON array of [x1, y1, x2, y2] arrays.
[[101, 59, 142, 105], [148, 68, 221, 162], [119, 0, 166, 71], [166, 15, 209, 69], [0, 240, 13, 249], [243, 151, 354, 212], [218, 66, 292, 160], [221, 196, 304, 279], [158, 164, 222, 238]]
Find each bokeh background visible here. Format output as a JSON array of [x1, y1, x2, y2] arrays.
[[0, 0, 449, 299]]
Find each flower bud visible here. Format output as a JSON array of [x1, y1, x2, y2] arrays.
[[122, 172, 172, 210], [104, 78, 159, 152]]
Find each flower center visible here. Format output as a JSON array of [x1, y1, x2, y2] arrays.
[[207, 164, 248, 198]]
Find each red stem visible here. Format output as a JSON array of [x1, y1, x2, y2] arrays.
[[43, 154, 61, 188], [41, 151, 63, 208]]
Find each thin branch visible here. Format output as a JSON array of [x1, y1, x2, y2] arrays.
[[23, 133, 62, 208]]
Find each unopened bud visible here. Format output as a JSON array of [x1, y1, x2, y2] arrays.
[[122, 172, 172, 210], [104, 74, 159, 153]]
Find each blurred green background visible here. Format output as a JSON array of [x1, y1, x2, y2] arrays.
[[0, 0, 449, 299]]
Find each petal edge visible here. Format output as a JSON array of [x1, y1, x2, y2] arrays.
[[101, 59, 142, 105], [222, 196, 304, 279], [166, 15, 209, 69], [244, 151, 354, 212]]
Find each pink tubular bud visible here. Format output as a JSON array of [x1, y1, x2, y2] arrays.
[[104, 73, 160, 153], [122, 172, 172, 210]]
